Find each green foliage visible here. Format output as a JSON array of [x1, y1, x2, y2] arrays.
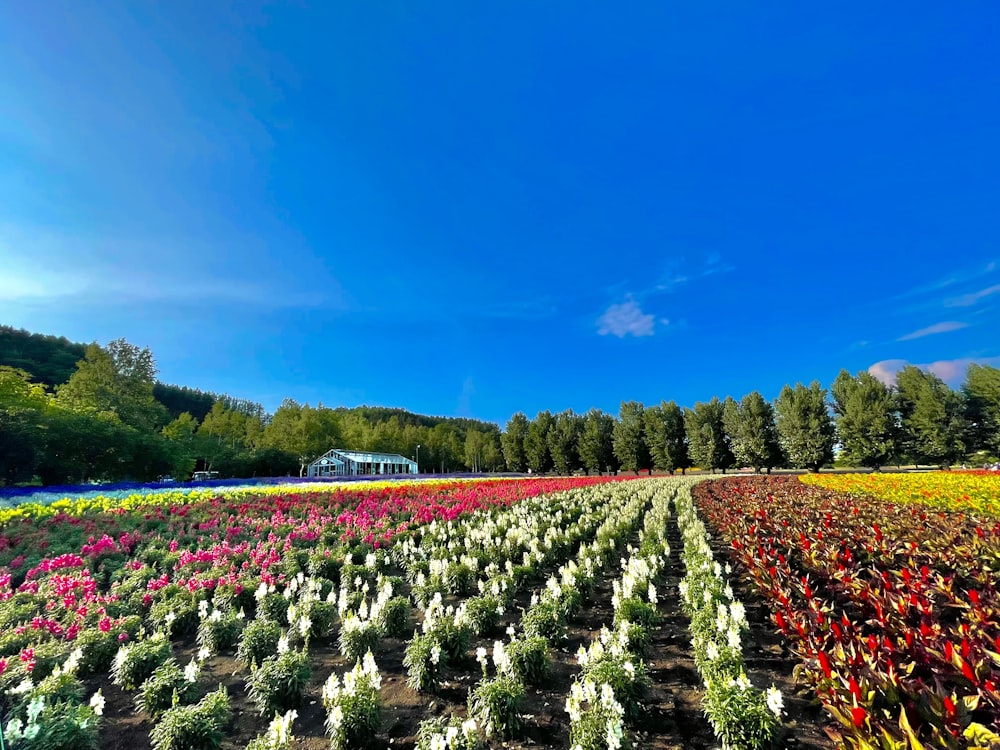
[[722, 392, 784, 472], [964, 364, 1000, 455], [467, 676, 525, 739], [443, 562, 476, 596], [831, 370, 899, 470], [322, 654, 382, 750], [246, 649, 311, 716], [463, 595, 502, 636], [578, 408, 618, 475], [404, 633, 445, 692], [501, 412, 529, 472], [111, 636, 172, 690], [774, 381, 835, 471], [339, 617, 380, 660], [376, 596, 410, 637], [895, 365, 965, 466], [613, 401, 649, 474], [2, 695, 101, 750], [56, 339, 167, 431], [149, 686, 231, 750], [238, 618, 283, 668], [525, 410, 555, 474], [257, 592, 290, 624], [613, 597, 659, 631], [684, 398, 735, 472], [580, 654, 649, 722], [548, 409, 583, 474], [31, 670, 85, 708], [522, 600, 566, 642], [71, 627, 123, 676], [196, 610, 244, 653], [644, 401, 690, 474], [702, 676, 781, 750], [136, 660, 202, 719], [505, 636, 549, 685]]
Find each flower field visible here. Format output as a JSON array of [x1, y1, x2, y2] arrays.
[[693, 475, 1000, 749], [800, 472, 1000, 518], [0, 475, 811, 750]]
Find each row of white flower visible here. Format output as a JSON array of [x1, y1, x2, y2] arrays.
[[565, 479, 680, 750], [673, 480, 783, 750]]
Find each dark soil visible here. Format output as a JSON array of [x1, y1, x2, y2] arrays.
[[88, 512, 833, 750]]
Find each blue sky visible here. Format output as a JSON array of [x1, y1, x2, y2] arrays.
[[1, 2, 998, 425]]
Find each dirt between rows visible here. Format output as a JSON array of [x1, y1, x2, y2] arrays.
[[88, 522, 832, 750]]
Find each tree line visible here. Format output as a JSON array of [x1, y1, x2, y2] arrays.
[[0, 331, 502, 486], [2, 326, 999, 486], [500, 365, 1000, 475]]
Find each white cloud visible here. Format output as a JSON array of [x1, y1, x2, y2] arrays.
[[946, 284, 1000, 308], [868, 359, 909, 386], [869, 356, 1000, 387], [597, 296, 655, 338], [897, 320, 968, 341]]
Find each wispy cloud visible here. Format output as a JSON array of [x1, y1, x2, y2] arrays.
[[946, 284, 1000, 308], [897, 320, 969, 341], [597, 296, 655, 338], [869, 355, 1000, 386], [653, 252, 735, 294], [0, 224, 344, 310]]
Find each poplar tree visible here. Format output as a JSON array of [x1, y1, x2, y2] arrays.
[[613, 401, 649, 474], [723, 391, 783, 473], [578, 408, 617, 475], [774, 381, 835, 471], [501, 412, 529, 472], [684, 398, 734, 473], [895, 365, 965, 467], [830, 370, 898, 470]]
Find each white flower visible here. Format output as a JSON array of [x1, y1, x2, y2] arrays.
[[277, 635, 290, 655], [705, 641, 719, 661], [766, 686, 783, 717], [727, 627, 741, 650], [430, 644, 441, 665], [299, 615, 312, 638], [184, 659, 200, 683], [197, 646, 212, 662], [89, 690, 105, 716]]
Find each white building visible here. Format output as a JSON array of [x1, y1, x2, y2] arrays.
[[306, 448, 418, 478]]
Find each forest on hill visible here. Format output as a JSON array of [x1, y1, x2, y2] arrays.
[[0, 326, 502, 485]]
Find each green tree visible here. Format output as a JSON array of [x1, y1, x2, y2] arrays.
[[963, 364, 1000, 458], [830, 370, 899, 470], [722, 391, 783, 473], [264, 400, 337, 476], [525, 411, 555, 474], [895, 365, 965, 467], [501, 412, 529, 472], [774, 381, 835, 471], [613, 401, 649, 474], [0, 410, 40, 485], [684, 398, 734, 473], [644, 401, 691, 474], [56, 339, 167, 430], [578, 409, 617, 475], [548, 410, 582, 474]]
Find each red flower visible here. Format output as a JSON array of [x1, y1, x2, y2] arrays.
[[850, 705, 867, 727], [818, 650, 833, 679]]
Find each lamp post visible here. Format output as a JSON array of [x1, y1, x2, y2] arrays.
[[415, 444, 421, 475]]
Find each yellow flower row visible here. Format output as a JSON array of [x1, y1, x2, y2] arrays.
[[799, 472, 1000, 517], [0, 477, 487, 527]]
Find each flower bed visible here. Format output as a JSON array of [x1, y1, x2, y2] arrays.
[[694, 475, 1000, 749]]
